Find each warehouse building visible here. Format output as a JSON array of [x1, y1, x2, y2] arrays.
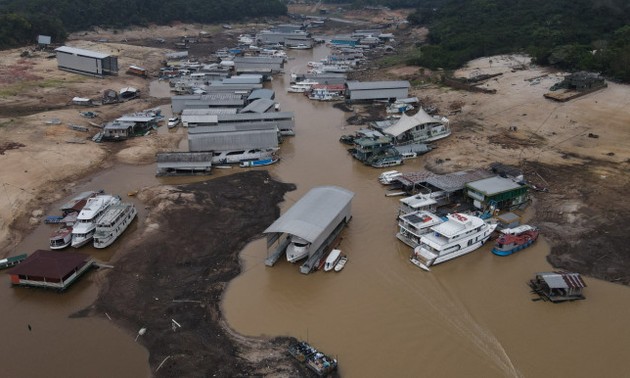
[[55, 46, 118, 77], [217, 112, 295, 136], [233, 56, 285, 74], [187, 123, 279, 153], [345, 81, 410, 102]]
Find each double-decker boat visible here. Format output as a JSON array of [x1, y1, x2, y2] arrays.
[[411, 213, 497, 271], [71, 194, 121, 248], [93, 203, 138, 248]]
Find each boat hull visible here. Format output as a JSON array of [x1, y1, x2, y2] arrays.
[[93, 205, 137, 249]]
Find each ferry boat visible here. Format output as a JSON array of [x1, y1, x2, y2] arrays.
[[71, 194, 121, 248], [396, 210, 444, 249], [50, 225, 73, 250], [492, 224, 540, 256], [286, 235, 310, 263], [93, 203, 138, 249], [411, 213, 497, 271], [211, 148, 278, 165]]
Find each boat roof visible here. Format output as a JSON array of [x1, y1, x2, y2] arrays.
[[264, 186, 354, 243], [400, 211, 443, 227], [78, 195, 117, 220], [97, 203, 131, 225], [326, 249, 342, 263], [381, 109, 446, 137], [431, 213, 484, 238]]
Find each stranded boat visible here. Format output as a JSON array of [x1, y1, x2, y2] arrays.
[[71, 194, 121, 248], [50, 225, 73, 250], [288, 341, 337, 376], [378, 170, 402, 185], [93, 203, 138, 248], [411, 213, 497, 271], [492, 224, 540, 256]]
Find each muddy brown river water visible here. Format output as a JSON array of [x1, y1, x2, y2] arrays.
[[1, 45, 630, 377]]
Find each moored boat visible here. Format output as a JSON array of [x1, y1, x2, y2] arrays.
[[334, 255, 348, 272], [71, 194, 121, 248], [396, 210, 444, 249], [324, 249, 342, 272], [93, 203, 138, 249], [378, 170, 402, 184], [492, 224, 540, 256], [239, 156, 279, 168], [288, 340, 338, 376], [286, 235, 310, 263], [50, 225, 73, 250], [411, 213, 498, 270]]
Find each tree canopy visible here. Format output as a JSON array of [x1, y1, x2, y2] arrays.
[[0, 0, 287, 49], [406, 0, 630, 81]]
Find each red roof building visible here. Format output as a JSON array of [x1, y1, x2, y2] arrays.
[[6, 250, 93, 291]]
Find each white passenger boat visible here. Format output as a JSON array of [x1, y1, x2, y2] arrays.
[[378, 170, 402, 184], [396, 210, 444, 249], [93, 203, 138, 249], [286, 235, 310, 263], [49, 225, 73, 250], [411, 213, 497, 271], [324, 249, 342, 272], [287, 80, 318, 93], [71, 194, 121, 248], [211, 148, 279, 165]]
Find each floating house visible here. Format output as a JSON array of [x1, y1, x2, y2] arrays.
[[217, 112, 295, 136], [377, 108, 451, 145], [101, 115, 157, 140], [156, 152, 214, 176], [171, 94, 248, 114], [6, 250, 93, 290], [233, 56, 285, 74], [187, 123, 279, 153], [529, 271, 587, 302], [465, 176, 529, 213], [55, 46, 118, 77], [240, 99, 277, 114], [263, 186, 354, 274], [345, 81, 410, 102]]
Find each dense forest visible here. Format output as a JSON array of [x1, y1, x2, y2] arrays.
[[0, 0, 287, 49], [405, 0, 630, 81]]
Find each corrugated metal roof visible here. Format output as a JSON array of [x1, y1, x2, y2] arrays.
[[182, 108, 238, 116], [188, 129, 278, 151], [117, 116, 155, 122], [7, 250, 89, 278], [234, 56, 285, 64], [397, 169, 494, 192], [466, 176, 524, 195], [538, 272, 587, 289], [346, 80, 410, 90], [240, 99, 275, 113], [188, 122, 278, 134], [156, 152, 214, 163], [217, 112, 294, 123], [55, 46, 111, 59], [264, 186, 354, 243], [248, 88, 275, 101], [182, 114, 219, 124]]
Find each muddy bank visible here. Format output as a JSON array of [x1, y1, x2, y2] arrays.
[[82, 171, 321, 377], [524, 159, 630, 284]]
